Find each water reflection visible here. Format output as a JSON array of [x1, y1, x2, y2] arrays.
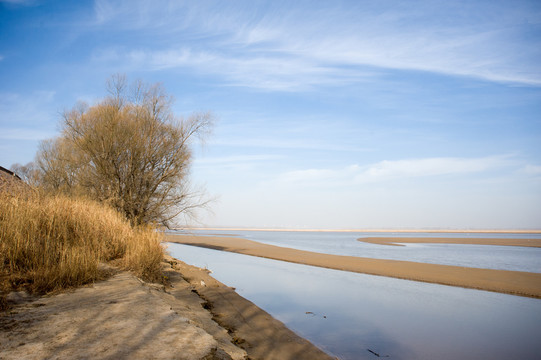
[[166, 243, 541, 360]]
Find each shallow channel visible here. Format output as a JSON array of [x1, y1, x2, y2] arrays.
[[167, 242, 541, 360]]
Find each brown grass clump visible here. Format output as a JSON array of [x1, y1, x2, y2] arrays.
[[0, 189, 164, 306]]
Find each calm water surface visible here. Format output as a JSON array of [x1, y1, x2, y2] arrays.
[[166, 241, 541, 360]]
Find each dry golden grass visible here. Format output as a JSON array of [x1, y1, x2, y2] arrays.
[[0, 188, 164, 307]]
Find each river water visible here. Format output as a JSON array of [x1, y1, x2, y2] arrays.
[[166, 230, 541, 360]]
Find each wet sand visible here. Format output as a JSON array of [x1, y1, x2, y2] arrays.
[[358, 237, 541, 247], [165, 234, 541, 299]]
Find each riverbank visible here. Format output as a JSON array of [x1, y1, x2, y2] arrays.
[[165, 234, 541, 298], [0, 257, 333, 360]]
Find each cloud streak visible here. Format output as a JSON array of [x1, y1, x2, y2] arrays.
[[194, 154, 283, 171], [0, 0, 36, 5], [0, 128, 56, 141], [357, 157, 510, 181], [278, 155, 515, 186], [90, 0, 541, 89], [93, 47, 379, 91]]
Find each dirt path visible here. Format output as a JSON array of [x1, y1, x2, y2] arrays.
[[1, 259, 333, 360]]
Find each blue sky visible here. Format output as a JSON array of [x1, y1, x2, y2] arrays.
[[1, 0, 540, 229]]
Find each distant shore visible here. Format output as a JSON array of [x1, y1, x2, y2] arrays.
[[166, 234, 541, 299], [181, 227, 541, 234], [359, 237, 541, 247]]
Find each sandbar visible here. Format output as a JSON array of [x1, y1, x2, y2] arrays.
[[358, 237, 541, 247], [165, 234, 541, 299]]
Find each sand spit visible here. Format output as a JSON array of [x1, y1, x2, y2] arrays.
[[166, 234, 541, 299], [0, 258, 333, 360], [358, 237, 541, 247]]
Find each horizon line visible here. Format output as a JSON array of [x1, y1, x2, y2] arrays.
[[178, 227, 541, 234]]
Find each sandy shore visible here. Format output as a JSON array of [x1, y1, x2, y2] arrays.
[[358, 237, 541, 247], [165, 234, 541, 299], [0, 257, 333, 360]]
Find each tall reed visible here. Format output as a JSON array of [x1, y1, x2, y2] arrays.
[[0, 188, 164, 305]]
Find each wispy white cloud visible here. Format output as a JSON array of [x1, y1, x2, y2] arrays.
[[280, 165, 360, 185], [278, 155, 514, 186], [195, 154, 283, 167], [226, 4, 541, 86], [209, 122, 372, 152], [520, 164, 541, 175], [355, 156, 512, 182], [0, 0, 36, 5], [0, 91, 57, 135], [92, 0, 230, 34], [89, 0, 541, 89], [193, 155, 286, 176], [0, 128, 56, 141], [211, 137, 365, 152], [92, 47, 377, 91], [0, 90, 56, 107]]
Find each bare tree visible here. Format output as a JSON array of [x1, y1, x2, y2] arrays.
[[9, 162, 38, 185], [35, 76, 213, 227]]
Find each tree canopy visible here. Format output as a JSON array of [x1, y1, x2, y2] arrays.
[[35, 75, 213, 227]]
